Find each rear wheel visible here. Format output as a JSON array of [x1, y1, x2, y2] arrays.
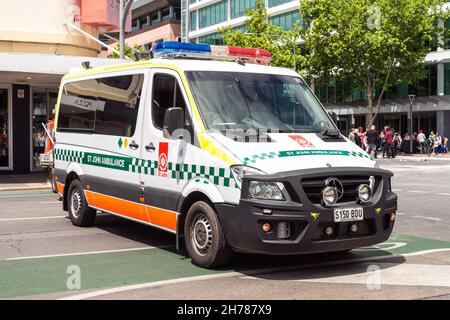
[[184, 201, 233, 268], [67, 179, 96, 227]]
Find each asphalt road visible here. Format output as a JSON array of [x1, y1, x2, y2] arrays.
[[0, 158, 450, 300]]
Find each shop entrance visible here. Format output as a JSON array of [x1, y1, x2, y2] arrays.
[[31, 89, 57, 171], [0, 87, 11, 170]]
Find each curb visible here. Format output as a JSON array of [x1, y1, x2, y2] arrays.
[[0, 185, 52, 192]]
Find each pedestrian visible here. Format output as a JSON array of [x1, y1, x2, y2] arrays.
[[384, 126, 394, 158], [394, 131, 402, 156], [366, 125, 378, 158], [358, 126, 366, 149], [348, 128, 356, 144], [380, 131, 386, 157], [443, 136, 448, 153], [433, 132, 442, 155], [354, 128, 362, 149], [417, 130, 427, 155]]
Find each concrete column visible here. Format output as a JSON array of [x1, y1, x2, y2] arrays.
[[158, 10, 162, 22], [437, 63, 444, 96], [169, 6, 174, 19], [438, 19, 445, 51], [437, 110, 445, 136], [12, 84, 31, 174]]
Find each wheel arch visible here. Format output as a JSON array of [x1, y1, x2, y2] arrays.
[[63, 171, 81, 211], [176, 191, 216, 252]]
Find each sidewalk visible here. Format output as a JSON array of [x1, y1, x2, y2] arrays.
[[378, 153, 450, 161], [0, 172, 51, 191]]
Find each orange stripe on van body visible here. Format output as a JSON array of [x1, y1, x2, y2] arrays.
[[84, 190, 96, 207], [145, 206, 177, 231], [56, 182, 64, 196], [86, 190, 177, 232]]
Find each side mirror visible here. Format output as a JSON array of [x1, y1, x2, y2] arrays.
[[163, 107, 185, 139], [328, 111, 338, 124]]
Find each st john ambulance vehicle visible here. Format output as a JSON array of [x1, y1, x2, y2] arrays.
[[54, 42, 397, 268]]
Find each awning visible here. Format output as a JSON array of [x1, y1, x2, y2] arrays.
[[0, 52, 127, 75]]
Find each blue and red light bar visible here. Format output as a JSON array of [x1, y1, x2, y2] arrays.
[[154, 41, 271, 65]]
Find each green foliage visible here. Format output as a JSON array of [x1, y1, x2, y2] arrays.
[[220, 0, 305, 70], [300, 0, 449, 126], [109, 43, 144, 59]]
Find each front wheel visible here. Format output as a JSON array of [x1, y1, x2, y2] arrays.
[[67, 179, 96, 227], [184, 201, 233, 268]]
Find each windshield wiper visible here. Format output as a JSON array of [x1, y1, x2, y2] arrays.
[[234, 78, 255, 128]]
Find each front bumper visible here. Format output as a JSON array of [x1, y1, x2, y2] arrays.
[[216, 167, 397, 255]]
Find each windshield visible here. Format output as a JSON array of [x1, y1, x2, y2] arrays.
[[185, 71, 336, 133]]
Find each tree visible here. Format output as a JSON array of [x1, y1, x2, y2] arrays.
[[220, 0, 305, 70], [109, 43, 144, 59], [300, 0, 448, 127]]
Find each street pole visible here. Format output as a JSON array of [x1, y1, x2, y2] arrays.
[[408, 94, 415, 154], [119, 0, 134, 60], [119, 0, 124, 59]]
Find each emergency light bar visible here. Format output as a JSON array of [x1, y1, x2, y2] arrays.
[[154, 41, 271, 65]]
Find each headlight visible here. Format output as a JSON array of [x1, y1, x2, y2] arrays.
[[357, 184, 372, 203], [231, 165, 265, 182], [322, 186, 338, 205], [248, 181, 285, 201]]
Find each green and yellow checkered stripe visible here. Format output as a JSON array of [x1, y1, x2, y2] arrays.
[[243, 149, 374, 165], [243, 152, 277, 165], [54, 149, 84, 163], [55, 148, 238, 189]]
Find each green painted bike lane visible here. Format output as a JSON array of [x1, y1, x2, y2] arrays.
[[1, 233, 449, 299]]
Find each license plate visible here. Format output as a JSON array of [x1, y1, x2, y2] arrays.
[[333, 207, 364, 222]]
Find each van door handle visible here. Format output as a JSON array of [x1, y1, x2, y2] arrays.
[[129, 141, 139, 150], [145, 142, 156, 152]]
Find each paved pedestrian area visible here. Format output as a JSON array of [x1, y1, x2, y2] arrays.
[[0, 172, 49, 191]]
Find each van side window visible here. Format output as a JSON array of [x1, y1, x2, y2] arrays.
[[58, 79, 98, 131], [96, 74, 144, 137], [152, 73, 187, 130], [57, 74, 144, 137]]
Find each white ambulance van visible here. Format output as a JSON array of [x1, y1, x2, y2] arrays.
[[53, 42, 397, 268]]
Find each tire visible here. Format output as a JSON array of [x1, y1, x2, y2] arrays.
[[184, 201, 233, 268], [67, 179, 96, 227]]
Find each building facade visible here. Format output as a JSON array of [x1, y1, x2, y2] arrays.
[[0, 0, 126, 174], [181, 0, 450, 138], [103, 0, 182, 56], [183, 0, 299, 44]]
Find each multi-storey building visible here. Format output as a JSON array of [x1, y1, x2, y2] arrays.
[[103, 0, 181, 55], [181, 0, 450, 138]]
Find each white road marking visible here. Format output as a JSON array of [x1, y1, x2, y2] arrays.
[[0, 193, 54, 198], [0, 216, 65, 222], [411, 215, 442, 222], [60, 248, 450, 300], [396, 212, 406, 215], [437, 193, 450, 196], [290, 263, 450, 288], [39, 201, 61, 204], [6, 245, 173, 261], [392, 189, 403, 192]]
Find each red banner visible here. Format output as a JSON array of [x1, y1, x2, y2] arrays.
[[158, 142, 169, 177]]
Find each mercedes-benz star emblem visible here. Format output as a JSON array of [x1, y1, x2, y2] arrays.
[[324, 177, 344, 200]]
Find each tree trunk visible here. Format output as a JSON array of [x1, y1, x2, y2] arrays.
[[366, 68, 374, 128]]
